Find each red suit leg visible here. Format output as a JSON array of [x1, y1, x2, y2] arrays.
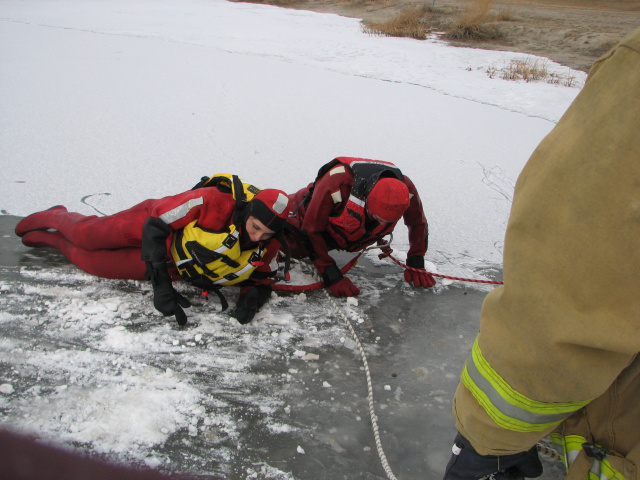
[[22, 231, 147, 280], [15, 199, 159, 250]]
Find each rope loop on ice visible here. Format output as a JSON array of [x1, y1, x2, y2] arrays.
[[272, 252, 362, 292]]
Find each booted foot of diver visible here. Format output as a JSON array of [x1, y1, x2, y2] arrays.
[[15, 205, 68, 237]]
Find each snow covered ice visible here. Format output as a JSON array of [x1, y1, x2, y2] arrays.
[[0, 0, 582, 478]]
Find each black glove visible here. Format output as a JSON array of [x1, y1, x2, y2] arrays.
[[234, 285, 272, 324], [443, 433, 543, 480], [146, 262, 191, 326]]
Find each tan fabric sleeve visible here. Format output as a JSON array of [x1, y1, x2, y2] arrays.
[[453, 27, 640, 455]]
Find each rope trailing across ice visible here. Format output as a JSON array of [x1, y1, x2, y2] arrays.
[[272, 251, 503, 293], [388, 255, 504, 285], [311, 265, 399, 480], [272, 253, 362, 292]]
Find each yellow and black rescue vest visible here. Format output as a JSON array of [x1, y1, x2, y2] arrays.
[[170, 174, 266, 286]]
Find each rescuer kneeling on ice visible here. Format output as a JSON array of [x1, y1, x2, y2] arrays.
[[286, 157, 435, 297]]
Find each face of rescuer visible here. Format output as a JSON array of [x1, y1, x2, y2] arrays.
[[244, 216, 276, 243]]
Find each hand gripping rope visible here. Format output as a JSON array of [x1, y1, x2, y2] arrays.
[[388, 255, 504, 286], [272, 236, 503, 292], [272, 252, 364, 292]]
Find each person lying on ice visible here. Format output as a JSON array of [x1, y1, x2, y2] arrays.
[[286, 157, 435, 297], [15, 174, 292, 326]]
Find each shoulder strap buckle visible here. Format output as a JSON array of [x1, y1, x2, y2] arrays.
[[582, 443, 610, 461]]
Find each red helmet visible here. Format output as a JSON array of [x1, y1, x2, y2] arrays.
[[248, 189, 291, 231], [366, 178, 410, 223]]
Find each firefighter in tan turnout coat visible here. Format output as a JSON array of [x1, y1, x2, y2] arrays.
[[443, 27, 640, 480]]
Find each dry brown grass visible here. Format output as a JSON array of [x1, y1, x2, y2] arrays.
[[445, 0, 503, 40], [236, 0, 297, 5], [494, 10, 518, 22], [362, 0, 511, 41], [362, 6, 431, 39], [459, 0, 493, 25], [486, 57, 577, 86], [446, 23, 501, 39], [351, 0, 392, 5]]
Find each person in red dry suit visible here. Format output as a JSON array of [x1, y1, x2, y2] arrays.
[[15, 174, 292, 326], [285, 157, 435, 297]]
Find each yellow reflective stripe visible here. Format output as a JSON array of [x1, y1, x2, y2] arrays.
[[564, 435, 590, 470], [550, 432, 568, 467], [551, 434, 628, 480], [462, 337, 591, 432], [599, 458, 628, 480], [210, 245, 265, 285]]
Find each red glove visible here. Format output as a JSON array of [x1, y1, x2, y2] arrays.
[[376, 238, 393, 260], [404, 256, 436, 288], [321, 264, 361, 297], [328, 276, 360, 297]]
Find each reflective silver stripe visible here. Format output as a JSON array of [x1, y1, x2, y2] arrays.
[[465, 354, 573, 426], [566, 449, 609, 480], [159, 197, 204, 224], [212, 230, 239, 254], [272, 193, 288, 214], [210, 245, 264, 285], [212, 262, 255, 285], [347, 194, 365, 208], [349, 159, 394, 168], [269, 256, 278, 272]]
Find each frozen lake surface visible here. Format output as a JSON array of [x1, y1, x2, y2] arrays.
[[0, 0, 584, 477], [0, 216, 564, 479]]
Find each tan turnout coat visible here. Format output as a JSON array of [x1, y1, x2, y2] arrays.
[[452, 27, 640, 479]]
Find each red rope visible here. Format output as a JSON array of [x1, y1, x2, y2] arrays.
[[389, 254, 504, 285], [271, 251, 504, 291], [272, 252, 363, 292]]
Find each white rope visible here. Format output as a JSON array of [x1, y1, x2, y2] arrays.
[[313, 267, 399, 480], [306, 257, 561, 480]]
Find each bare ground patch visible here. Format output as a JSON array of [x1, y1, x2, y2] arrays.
[[233, 0, 640, 72]]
